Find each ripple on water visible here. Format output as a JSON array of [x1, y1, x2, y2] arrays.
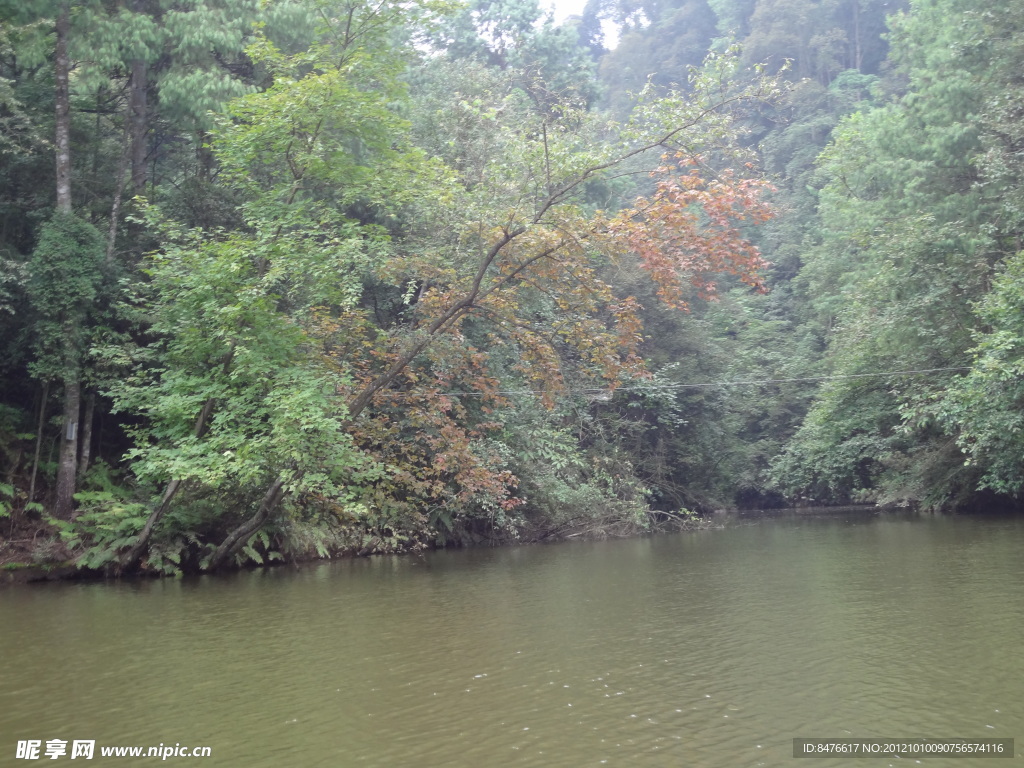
[[2, 514, 1023, 767]]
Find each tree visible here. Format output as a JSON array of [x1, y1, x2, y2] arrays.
[[939, 253, 1024, 496], [0, 0, 263, 523], [109, 39, 779, 570], [74, 0, 262, 249], [111, 0, 457, 570], [740, 0, 898, 83], [597, 0, 719, 115], [932, 0, 1024, 498], [27, 214, 103, 517], [771, 0, 1004, 506], [441, 0, 600, 110]]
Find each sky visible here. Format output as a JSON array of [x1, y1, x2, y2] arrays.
[[546, 0, 588, 21], [546, 0, 622, 47]]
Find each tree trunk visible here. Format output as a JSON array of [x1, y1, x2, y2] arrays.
[[852, 0, 862, 71], [55, 340, 80, 518], [129, 55, 148, 192], [197, 130, 214, 181], [53, 2, 80, 518], [206, 330, 454, 571], [121, 345, 233, 571], [119, 396, 216, 571], [28, 382, 49, 506], [77, 390, 95, 482], [107, 118, 132, 263], [206, 233, 526, 570], [54, 1, 72, 214], [206, 474, 289, 572], [119, 478, 182, 571]]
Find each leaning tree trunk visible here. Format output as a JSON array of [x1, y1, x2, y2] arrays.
[[204, 232, 525, 570], [206, 474, 288, 572], [119, 396, 216, 571], [121, 344, 234, 571]]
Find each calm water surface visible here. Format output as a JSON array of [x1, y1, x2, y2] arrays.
[[3, 511, 1023, 767]]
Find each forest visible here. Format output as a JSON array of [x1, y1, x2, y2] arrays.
[[1, 0, 1022, 574]]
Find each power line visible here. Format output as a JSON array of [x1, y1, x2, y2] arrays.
[[373, 366, 973, 398], [612, 366, 973, 393]]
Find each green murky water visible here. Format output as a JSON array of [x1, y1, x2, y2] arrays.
[[3, 511, 1023, 766]]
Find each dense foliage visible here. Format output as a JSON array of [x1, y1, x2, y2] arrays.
[[2, 0, 1023, 574]]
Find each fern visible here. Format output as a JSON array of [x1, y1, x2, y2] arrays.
[[0, 482, 14, 518]]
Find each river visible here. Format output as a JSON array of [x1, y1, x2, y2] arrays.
[[2, 510, 1023, 766]]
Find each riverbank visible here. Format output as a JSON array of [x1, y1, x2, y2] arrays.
[[8, 502, 965, 584], [0, 506, 721, 584], [2, 561, 82, 584]]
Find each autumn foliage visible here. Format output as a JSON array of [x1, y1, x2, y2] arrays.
[[316, 151, 775, 541], [612, 154, 774, 310]]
